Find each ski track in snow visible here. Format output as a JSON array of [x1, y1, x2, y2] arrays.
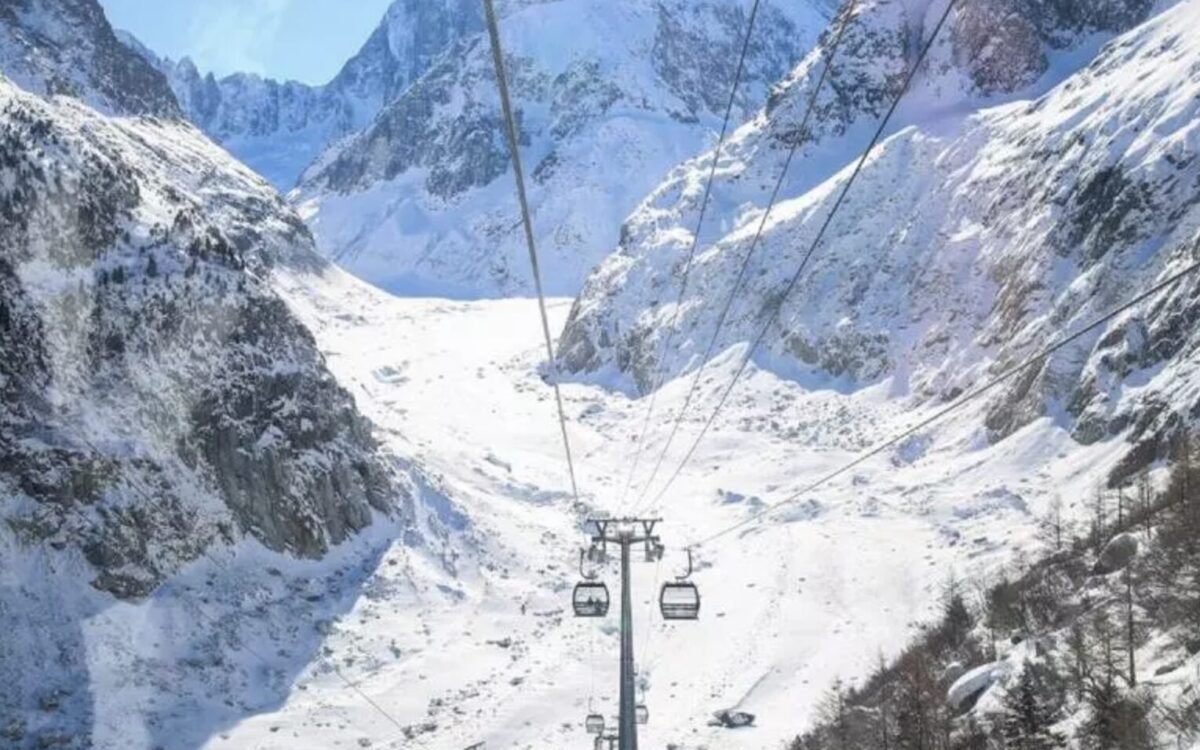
[[241, 266, 1138, 750]]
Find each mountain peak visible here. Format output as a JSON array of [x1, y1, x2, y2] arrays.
[[292, 0, 833, 298], [0, 0, 181, 117]]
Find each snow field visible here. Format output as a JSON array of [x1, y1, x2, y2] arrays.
[[252, 266, 1140, 748]]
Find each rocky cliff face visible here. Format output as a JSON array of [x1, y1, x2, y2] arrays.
[[0, 0, 180, 117], [119, 0, 485, 189], [559, 0, 1196, 477], [0, 76, 403, 599], [291, 0, 834, 297]]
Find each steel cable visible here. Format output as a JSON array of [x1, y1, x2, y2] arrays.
[[616, 0, 764, 513], [637, 0, 959, 514], [628, 0, 864, 514], [688, 257, 1200, 550], [485, 0, 583, 503]]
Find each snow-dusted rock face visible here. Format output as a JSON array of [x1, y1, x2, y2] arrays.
[[120, 0, 484, 189], [0, 77, 402, 600], [292, 0, 833, 298], [0, 0, 180, 118], [559, 0, 1197, 476]]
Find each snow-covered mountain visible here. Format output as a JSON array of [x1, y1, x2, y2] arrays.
[[291, 0, 834, 298], [8, 1, 1200, 749], [0, 0, 179, 117], [560, 0, 1198, 480], [0, 21, 437, 744], [0, 0, 412, 595], [0, 71, 407, 591], [118, 0, 484, 189]]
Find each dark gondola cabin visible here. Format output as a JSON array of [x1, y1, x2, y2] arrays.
[[573, 581, 610, 617], [635, 704, 649, 724], [585, 714, 605, 734], [659, 581, 700, 620]]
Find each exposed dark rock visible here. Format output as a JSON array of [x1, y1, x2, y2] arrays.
[[0, 78, 402, 599], [954, 0, 1153, 94], [560, 0, 1200, 475], [0, 0, 180, 117], [117, 0, 486, 187]]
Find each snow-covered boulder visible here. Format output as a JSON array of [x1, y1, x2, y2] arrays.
[[711, 709, 756, 728], [947, 662, 1003, 712], [1094, 532, 1140, 574]]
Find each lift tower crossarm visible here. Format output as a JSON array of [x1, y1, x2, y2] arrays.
[[585, 518, 662, 549]]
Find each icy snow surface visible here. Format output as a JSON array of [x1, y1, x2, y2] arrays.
[[247, 264, 1141, 749]]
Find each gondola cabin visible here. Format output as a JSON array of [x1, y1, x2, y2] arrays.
[[659, 580, 700, 620], [585, 713, 605, 734], [573, 580, 610, 617]]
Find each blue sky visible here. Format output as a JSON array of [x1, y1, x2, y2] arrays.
[[100, 0, 394, 84]]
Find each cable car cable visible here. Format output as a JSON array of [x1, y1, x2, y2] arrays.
[[687, 256, 1200, 550], [636, 556, 664, 683], [615, 0, 763, 512], [642, 558, 663, 649], [633, 0, 958, 515], [484, 0, 582, 503], [626, 0, 862, 515]]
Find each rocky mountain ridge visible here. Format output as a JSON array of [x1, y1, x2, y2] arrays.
[[291, 0, 835, 297], [117, 0, 485, 189], [559, 0, 1197, 479], [0, 0, 180, 117], [0, 73, 406, 598]]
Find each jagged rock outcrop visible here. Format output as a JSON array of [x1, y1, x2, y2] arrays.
[[0, 0, 180, 117], [0, 76, 402, 599], [118, 0, 484, 188], [559, 0, 1196, 473], [291, 0, 834, 297]]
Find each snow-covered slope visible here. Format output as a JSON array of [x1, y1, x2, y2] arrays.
[[234, 273, 1150, 750], [0, 0, 180, 117], [0, 71, 408, 590], [8, 1, 1200, 749], [560, 0, 1197, 478], [291, 0, 833, 298], [119, 0, 484, 189], [0, 73, 437, 747]]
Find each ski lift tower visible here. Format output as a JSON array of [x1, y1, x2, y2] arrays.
[[574, 518, 663, 750]]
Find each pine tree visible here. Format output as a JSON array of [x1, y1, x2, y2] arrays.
[[1079, 674, 1121, 750], [1078, 612, 1157, 750], [1133, 470, 1154, 539], [942, 586, 973, 648], [818, 679, 850, 750], [1040, 495, 1067, 551], [1001, 666, 1063, 750], [1091, 484, 1109, 553], [894, 654, 947, 750]]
